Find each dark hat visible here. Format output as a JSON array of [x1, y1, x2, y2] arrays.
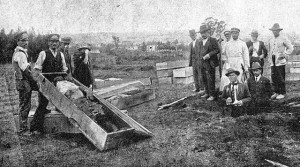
[[269, 23, 283, 31], [189, 29, 196, 35], [48, 34, 60, 41], [77, 43, 91, 51], [199, 24, 211, 34], [250, 62, 263, 70], [225, 68, 240, 76], [231, 27, 240, 33], [61, 37, 72, 44], [223, 29, 231, 35]]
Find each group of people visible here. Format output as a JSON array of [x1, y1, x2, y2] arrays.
[[12, 32, 94, 135], [189, 23, 294, 117]]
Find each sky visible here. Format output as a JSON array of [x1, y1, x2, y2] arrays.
[[0, 0, 300, 35]]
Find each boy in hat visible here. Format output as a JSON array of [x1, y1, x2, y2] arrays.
[[246, 30, 268, 74], [198, 24, 220, 101], [247, 62, 272, 114], [12, 32, 37, 134], [220, 68, 251, 117], [73, 43, 93, 88], [268, 23, 293, 100], [188, 29, 204, 94]]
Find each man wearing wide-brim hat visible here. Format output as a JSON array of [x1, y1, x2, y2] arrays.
[[246, 30, 268, 75], [188, 29, 205, 94], [220, 67, 251, 117], [246, 62, 272, 114], [73, 43, 93, 88], [223, 27, 250, 83], [268, 23, 293, 100], [198, 24, 220, 101]]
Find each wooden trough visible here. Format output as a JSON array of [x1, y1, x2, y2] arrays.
[[35, 73, 153, 151]]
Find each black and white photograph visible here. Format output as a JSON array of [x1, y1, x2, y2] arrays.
[[1, 0, 300, 166]]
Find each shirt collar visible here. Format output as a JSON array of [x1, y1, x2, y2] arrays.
[[255, 75, 261, 81]]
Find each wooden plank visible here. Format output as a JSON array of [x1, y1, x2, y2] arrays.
[[158, 77, 173, 84], [108, 89, 156, 109], [173, 76, 194, 85], [94, 81, 144, 98], [290, 67, 300, 73], [156, 60, 189, 71], [173, 67, 193, 77], [157, 69, 173, 78], [287, 61, 300, 67], [286, 73, 300, 81], [155, 62, 168, 70], [167, 60, 189, 69], [287, 55, 300, 62]]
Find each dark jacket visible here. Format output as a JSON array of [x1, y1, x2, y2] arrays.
[[199, 37, 220, 70], [246, 41, 268, 67], [189, 39, 201, 67], [221, 82, 251, 106], [247, 75, 272, 104], [73, 51, 93, 87]]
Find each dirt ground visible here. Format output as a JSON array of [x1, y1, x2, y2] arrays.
[[1, 63, 300, 167]]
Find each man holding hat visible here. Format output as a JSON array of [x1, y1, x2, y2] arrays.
[[188, 29, 204, 93], [246, 30, 268, 73], [220, 68, 251, 117], [224, 27, 250, 83], [73, 43, 93, 88], [247, 62, 272, 114], [60, 37, 72, 75], [198, 24, 220, 101], [31, 34, 68, 135], [268, 23, 293, 100]]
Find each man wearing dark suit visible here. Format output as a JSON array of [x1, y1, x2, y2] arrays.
[[247, 62, 272, 114], [198, 24, 220, 101], [220, 68, 251, 117], [246, 30, 268, 74], [188, 29, 204, 93]]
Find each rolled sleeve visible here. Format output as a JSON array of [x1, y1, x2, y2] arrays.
[[14, 52, 30, 71], [34, 51, 46, 70], [60, 52, 68, 72]]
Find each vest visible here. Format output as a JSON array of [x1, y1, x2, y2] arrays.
[[12, 50, 29, 80], [191, 45, 196, 55], [42, 49, 63, 73]]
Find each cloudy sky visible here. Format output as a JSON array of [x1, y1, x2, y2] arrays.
[[0, 0, 300, 34]]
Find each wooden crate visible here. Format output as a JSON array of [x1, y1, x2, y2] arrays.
[[287, 55, 300, 62], [173, 76, 194, 85], [290, 67, 300, 73], [157, 69, 173, 77], [158, 77, 173, 84], [173, 67, 193, 77]]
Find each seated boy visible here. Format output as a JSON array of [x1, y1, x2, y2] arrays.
[[247, 62, 272, 114], [220, 68, 251, 117]]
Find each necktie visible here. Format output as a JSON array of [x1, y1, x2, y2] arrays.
[[255, 77, 258, 82]]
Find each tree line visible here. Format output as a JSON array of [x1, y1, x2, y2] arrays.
[[0, 28, 49, 64]]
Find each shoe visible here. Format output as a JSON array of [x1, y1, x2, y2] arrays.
[[193, 89, 200, 92], [201, 94, 209, 98], [276, 94, 285, 100], [207, 96, 215, 101], [271, 93, 278, 99], [199, 90, 206, 95]]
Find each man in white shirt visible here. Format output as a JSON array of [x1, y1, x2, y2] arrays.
[[188, 29, 204, 93], [30, 34, 68, 135], [12, 32, 36, 134], [224, 28, 250, 83], [268, 23, 293, 100]]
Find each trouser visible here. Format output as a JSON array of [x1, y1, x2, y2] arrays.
[[192, 64, 203, 91], [17, 80, 32, 131], [271, 65, 286, 95], [30, 92, 49, 132], [201, 65, 216, 97], [247, 101, 271, 115]]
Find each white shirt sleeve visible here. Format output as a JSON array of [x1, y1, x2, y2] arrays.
[[60, 52, 68, 72], [283, 37, 294, 55], [242, 42, 250, 68], [13, 52, 30, 71], [34, 51, 46, 70]]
